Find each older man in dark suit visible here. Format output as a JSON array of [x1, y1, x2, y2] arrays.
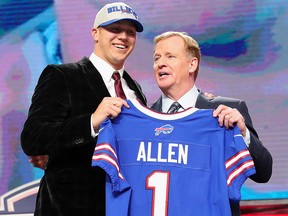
[[21, 2, 146, 216], [150, 31, 272, 216]]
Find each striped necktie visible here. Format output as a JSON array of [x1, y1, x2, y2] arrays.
[[167, 102, 182, 113]]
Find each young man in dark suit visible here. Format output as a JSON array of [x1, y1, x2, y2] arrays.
[[150, 31, 272, 216], [21, 2, 146, 216]]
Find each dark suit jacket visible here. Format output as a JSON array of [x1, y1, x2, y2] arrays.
[[150, 90, 273, 216], [21, 57, 146, 216]]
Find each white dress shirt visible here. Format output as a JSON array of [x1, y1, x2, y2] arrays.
[[89, 53, 137, 99], [89, 53, 137, 137], [161, 85, 199, 113]]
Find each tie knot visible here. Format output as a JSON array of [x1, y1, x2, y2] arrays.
[[167, 102, 182, 113], [112, 71, 121, 81]]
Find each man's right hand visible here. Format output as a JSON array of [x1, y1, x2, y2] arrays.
[[92, 97, 130, 131]]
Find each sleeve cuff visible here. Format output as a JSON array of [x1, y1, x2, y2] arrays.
[[91, 114, 99, 138], [243, 127, 251, 147]]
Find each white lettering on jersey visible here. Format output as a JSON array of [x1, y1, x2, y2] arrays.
[[137, 141, 188, 165]]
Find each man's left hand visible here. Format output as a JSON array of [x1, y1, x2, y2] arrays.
[[213, 104, 246, 137]]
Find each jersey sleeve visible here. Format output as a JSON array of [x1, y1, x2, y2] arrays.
[[225, 126, 256, 201], [91, 118, 131, 216], [92, 118, 130, 192]]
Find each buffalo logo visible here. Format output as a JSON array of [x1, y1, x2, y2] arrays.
[[155, 124, 174, 136]]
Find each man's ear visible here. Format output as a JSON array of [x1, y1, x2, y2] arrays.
[[189, 57, 198, 73], [91, 28, 99, 42]]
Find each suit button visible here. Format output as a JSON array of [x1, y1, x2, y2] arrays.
[[73, 137, 84, 145]]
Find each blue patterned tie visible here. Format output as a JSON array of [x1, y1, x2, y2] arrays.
[[167, 102, 182, 113]]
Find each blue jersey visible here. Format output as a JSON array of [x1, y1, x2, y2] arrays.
[[92, 99, 255, 216]]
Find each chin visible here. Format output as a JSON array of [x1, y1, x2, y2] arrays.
[[158, 83, 170, 92], [158, 78, 172, 87]]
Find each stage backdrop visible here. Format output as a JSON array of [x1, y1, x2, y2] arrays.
[[0, 0, 287, 214]]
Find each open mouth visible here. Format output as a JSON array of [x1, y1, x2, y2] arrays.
[[159, 72, 169, 78]]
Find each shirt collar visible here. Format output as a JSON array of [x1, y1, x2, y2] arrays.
[[161, 85, 199, 112], [89, 53, 125, 82]]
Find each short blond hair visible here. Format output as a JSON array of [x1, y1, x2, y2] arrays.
[[154, 31, 201, 80]]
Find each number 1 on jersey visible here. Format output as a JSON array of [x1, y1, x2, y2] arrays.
[[146, 171, 170, 216]]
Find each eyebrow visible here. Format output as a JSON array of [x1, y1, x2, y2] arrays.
[[154, 51, 174, 55]]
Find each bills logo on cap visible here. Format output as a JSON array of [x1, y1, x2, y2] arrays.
[[107, 5, 138, 20]]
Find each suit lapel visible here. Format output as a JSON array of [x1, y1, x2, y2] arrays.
[[150, 97, 162, 112], [79, 57, 110, 100], [123, 71, 147, 106], [79, 58, 146, 105]]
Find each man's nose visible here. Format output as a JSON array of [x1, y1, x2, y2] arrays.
[[156, 59, 166, 68]]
